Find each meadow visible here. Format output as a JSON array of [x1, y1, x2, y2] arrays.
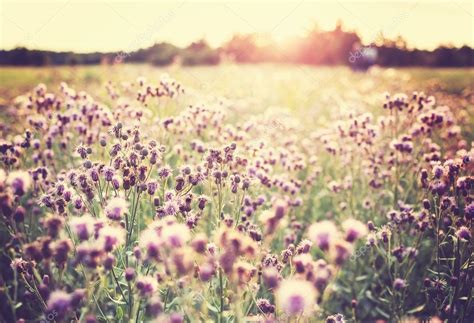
[[0, 64, 473, 322]]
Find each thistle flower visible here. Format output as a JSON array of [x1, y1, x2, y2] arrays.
[[13, 206, 26, 222], [393, 278, 406, 290], [256, 298, 275, 314], [53, 239, 72, 266], [43, 214, 65, 238], [103, 254, 115, 270], [262, 267, 281, 289], [69, 214, 95, 241], [98, 226, 125, 252], [197, 195, 208, 210], [342, 219, 368, 242], [105, 197, 128, 221], [139, 228, 161, 259], [7, 171, 31, 196], [191, 234, 207, 253], [276, 279, 317, 316], [308, 221, 339, 251], [158, 166, 172, 178], [162, 222, 190, 248], [455, 226, 471, 241], [293, 254, 313, 273], [163, 199, 178, 216], [146, 296, 164, 317], [172, 248, 194, 276], [465, 202, 474, 220], [169, 313, 184, 323], [326, 313, 346, 323], [273, 199, 287, 219], [235, 261, 257, 284], [332, 240, 353, 266], [147, 181, 159, 195], [312, 259, 333, 291], [136, 276, 158, 297], [125, 267, 135, 281], [103, 166, 115, 181], [46, 291, 71, 319]]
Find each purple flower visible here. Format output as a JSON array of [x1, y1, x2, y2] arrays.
[[7, 171, 31, 196], [103, 167, 114, 181], [308, 221, 338, 251], [256, 298, 275, 314], [277, 279, 317, 315], [147, 181, 159, 195], [136, 276, 157, 297], [146, 296, 163, 317], [125, 267, 135, 281], [455, 226, 471, 241], [47, 290, 71, 319], [465, 202, 474, 220], [393, 278, 406, 290], [105, 197, 128, 221], [326, 313, 346, 323]]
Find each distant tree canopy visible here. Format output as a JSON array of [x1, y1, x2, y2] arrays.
[[1, 25, 472, 67], [0, 47, 106, 66], [295, 23, 361, 65], [181, 40, 220, 66]]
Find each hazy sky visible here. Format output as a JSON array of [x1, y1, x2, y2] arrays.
[[1, 0, 473, 53]]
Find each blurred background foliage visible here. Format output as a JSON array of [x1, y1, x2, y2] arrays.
[[1, 23, 472, 67]]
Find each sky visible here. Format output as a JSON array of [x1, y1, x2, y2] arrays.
[[1, 0, 473, 53]]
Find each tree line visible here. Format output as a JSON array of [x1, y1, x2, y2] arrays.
[[1, 24, 472, 67]]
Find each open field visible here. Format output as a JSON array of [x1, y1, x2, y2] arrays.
[[1, 64, 473, 141], [0, 64, 473, 322], [1, 64, 473, 100]]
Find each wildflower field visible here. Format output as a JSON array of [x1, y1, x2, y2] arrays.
[[0, 64, 473, 322]]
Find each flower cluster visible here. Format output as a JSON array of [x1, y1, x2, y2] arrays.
[[0, 75, 471, 323]]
